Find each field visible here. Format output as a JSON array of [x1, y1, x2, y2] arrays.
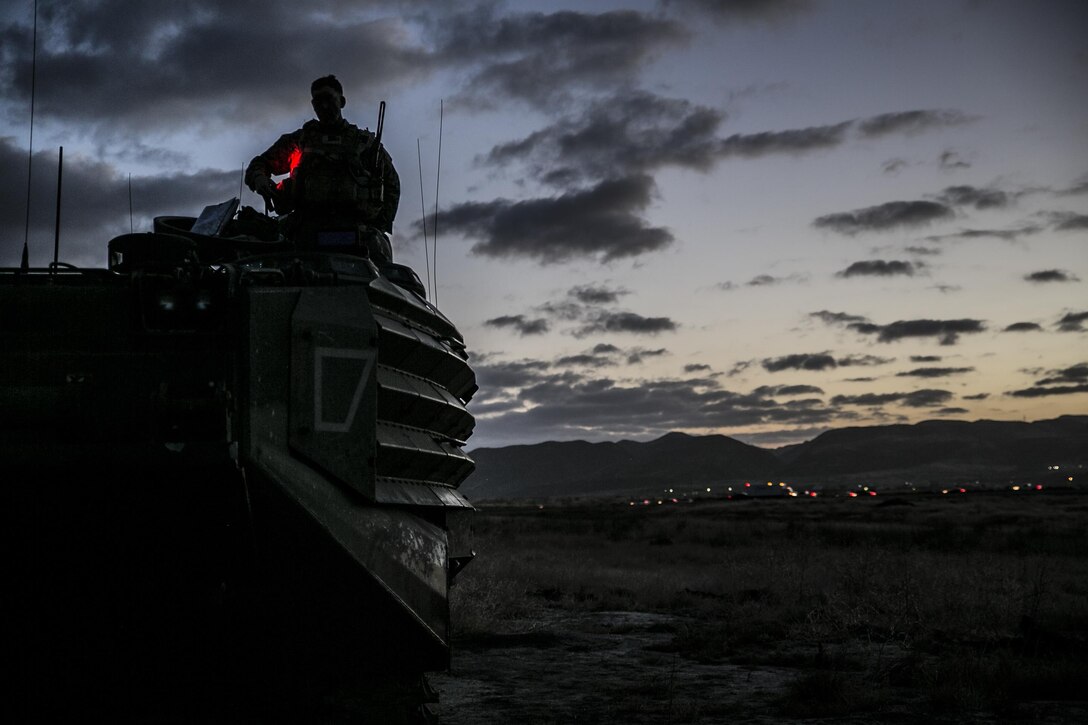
[[432, 491, 1088, 724]]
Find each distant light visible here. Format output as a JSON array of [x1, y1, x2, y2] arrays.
[[868, 491, 876, 496], [778, 482, 785, 487], [671, 498, 679, 504], [847, 491, 858, 497], [706, 487, 711, 492], [767, 482, 773, 487], [1068, 477, 1074, 482], [809, 491, 818, 497], [657, 500, 663, 505], [942, 489, 949, 495], [744, 482, 751, 488], [958, 488, 967, 494], [863, 486, 869, 491], [1036, 485, 1043, 491], [1011, 485, 1021, 492], [669, 488, 674, 493], [629, 501, 635, 506]]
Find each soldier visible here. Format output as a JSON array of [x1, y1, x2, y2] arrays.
[[245, 75, 400, 262]]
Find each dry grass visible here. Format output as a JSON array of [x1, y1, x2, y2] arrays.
[[451, 492, 1088, 720]]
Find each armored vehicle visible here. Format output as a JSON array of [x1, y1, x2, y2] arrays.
[[4, 200, 476, 722]]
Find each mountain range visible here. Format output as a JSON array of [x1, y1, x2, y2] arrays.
[[461, 416, 1088, 500]]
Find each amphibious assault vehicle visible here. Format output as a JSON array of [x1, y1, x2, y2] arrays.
[[4, 200, 476, 722]]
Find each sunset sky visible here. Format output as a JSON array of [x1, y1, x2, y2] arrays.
[[2, 0, 1085, 449]]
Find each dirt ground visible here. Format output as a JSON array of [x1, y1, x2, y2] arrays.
[[431, 607, 1088, 724]]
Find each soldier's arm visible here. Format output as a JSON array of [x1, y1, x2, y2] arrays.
[[245, 131, 302, 191]]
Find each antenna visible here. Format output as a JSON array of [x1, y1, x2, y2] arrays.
[[52, 146, 62, 273], [417, 138, 432, 300], [21, 0, 38, 270], [433, 99, 443, 306], [128, 174, 134, 233]]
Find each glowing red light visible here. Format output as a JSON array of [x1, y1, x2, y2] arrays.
[[868, 491, 877, 496], [1035, 484, 1043, 490], [744, 482, 751, 488], [958, 488, 966, 493], [847, 491, 858, 497], [288, 148, 302, 173]]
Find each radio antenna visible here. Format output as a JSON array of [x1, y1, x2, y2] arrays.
[[52, 146, 62, 272], [128, 174, 134, 233], [417, 138, 432, 300], [21, 0, 39, 271], [432, 99, 443, 306]]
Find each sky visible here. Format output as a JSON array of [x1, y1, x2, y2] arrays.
[[1, 0, 1086, 450]]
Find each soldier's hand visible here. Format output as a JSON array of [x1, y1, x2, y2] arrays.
[[251, 174, 274, 198]]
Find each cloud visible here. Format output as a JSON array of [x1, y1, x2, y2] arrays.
[[719, 122, 852, 158], [555, 353, 616, 368], [831, 389, 953, 408], [484, 314, 550, 336], [684, 363, 712, 373], [836, 259, 920, 277], [936, 185, 1010, 210], [1, 2, 434, 133], [857, 110, 976, 138], [1056, 311, 1088, 332], [963, 393, 989, 400], [569, 284, 630, 304], [1003, 322, 1042, 332], [938, 150, 971, 170], [0, 138, 239, 267], [910, 355, 942, 362], [575, 311, 679, 337], [810, 310, 870, 326], [626, 347, 669, 364], [847, 318, 987, 345], [896, 367, 975, 378], [924, 226, 1044, 243], [659, 0, 814, 24], [762, 353, 836, 372], [905, 245, 942, 256], [813, 201, 953, 234], [1024, 269, 1080, 283], [1007, 362, 1088, 398], [760, 352, 892, 372], [440, 175, 673, 264], [882, 158, 908, 174], [1053, 213, 1088, 231], [435, 8, 689, 109]]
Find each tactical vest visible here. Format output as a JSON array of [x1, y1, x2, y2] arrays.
[[292, 122, 385, 219]]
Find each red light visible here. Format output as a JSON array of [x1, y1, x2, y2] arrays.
[[868, 491, 877, 496], [809, 491, 817, 497], [1035, 484, 1043, 490], [958, 488, 966, 493], [847, 491, 858, 497], [744, 482, 751, 488], [288, 148, 302, 173]]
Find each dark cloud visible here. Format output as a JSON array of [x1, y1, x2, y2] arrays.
[[768, 384, 824, 396], [2, 1, 433, 132], [924, 226, 1044, 243], [435, 8, 689, 109], [847, 318, 986, 345], [896, 367, 975, 378], [1007, 363, 1088, 398], [1054, 213, 1088, 231], [575, 311, 679, 337], [684, 363, 712, 373], [838, 354, 895, 367], [659, 0, 814, 24], [484, 314, 550, 336], [810, 310, 870, 326], [555, 353, 615, 368], [938, 150, 971, 170], [0, 138, 239, 267], [719, 122, 851, 158], [857, 110, 976, 138], [626, 347, 669, 364], [936, 185, 1010, 210], [592, 343, 621, 354], [441, 175, 673, 264], [937, 407, 969, 415], [813, 201, 953, 234], [1003, 322, 1042, 332], [831, 389, 953, 408], [910, 355, 942, 362], [762, 353, 836, 372], [837, 259, 919, 277], [1024, 269, 1080, 283], [481, 90, 728, 183], [569, 284, 629, 305], [1057, 311, 1088, 332], [962, 393, 989, 400]]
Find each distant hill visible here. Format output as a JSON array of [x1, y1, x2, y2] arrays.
[[463, 431, 779, 499], [462, 416, 1088, 500]]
